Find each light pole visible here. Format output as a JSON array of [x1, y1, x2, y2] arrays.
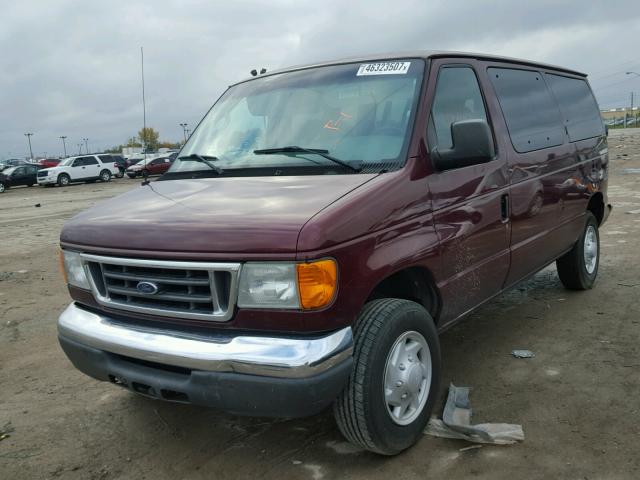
[[60, 136, 67, 157], [83, 138, 89, 154], [77, 143, 83, 154], [185, 128, 191, 139], [180, 123, 188, 143], [24, 133, 34, 160], [627, 72, 639, 111]]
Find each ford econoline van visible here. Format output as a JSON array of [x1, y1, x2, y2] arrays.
[[57, 51, 610, 455]]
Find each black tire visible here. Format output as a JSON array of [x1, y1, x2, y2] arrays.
[[126, 173, 136, 179], [0, 182, 6, 193], [57, 174, 70, 187], [334, 299, 441, 455], [556, 212, 599, 290], [99, 170, 111, 182], [27, 184, 34, 187]]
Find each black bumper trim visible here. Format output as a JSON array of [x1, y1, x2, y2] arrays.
[[59, 335, 352, 418]]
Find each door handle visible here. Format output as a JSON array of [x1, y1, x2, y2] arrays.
[[500, 193, 510, 222]]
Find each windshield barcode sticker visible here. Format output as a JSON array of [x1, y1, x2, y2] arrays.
[[357, 62, 411, 76]]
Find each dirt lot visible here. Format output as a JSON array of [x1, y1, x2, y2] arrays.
[[1, 132, 640, 480]]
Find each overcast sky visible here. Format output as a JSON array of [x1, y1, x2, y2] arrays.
[[1, 0, 639, 159]]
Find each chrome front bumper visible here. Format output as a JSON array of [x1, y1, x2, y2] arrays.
[[57, 303, 353, 379]]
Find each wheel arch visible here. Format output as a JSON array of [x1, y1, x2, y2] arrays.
[[587, 192, 605, 225], [365, 266, 442, 325]]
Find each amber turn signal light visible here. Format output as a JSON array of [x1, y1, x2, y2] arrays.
[[296, 259, 337, 310]]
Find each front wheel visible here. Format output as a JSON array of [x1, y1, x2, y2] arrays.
[[0, 182, 6, 193], [334, 299, 441, 455], [57, 174, 70, 187], [556, 211, 599, 290], [100, 170, 112, 182]]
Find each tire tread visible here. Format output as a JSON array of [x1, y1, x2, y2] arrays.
[[334, 298, 415, 454]]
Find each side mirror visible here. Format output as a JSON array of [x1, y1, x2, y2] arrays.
[[432, 119, 495, 171]]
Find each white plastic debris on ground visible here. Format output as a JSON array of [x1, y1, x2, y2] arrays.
[[424, 384, 525, 445]]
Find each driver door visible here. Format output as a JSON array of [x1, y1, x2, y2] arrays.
[[425, 60, 511, 324], [10, 167, 28, 186]]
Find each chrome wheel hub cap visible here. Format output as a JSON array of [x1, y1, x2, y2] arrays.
[[383, 331, 432, 425], [583, 225, 598, 274]]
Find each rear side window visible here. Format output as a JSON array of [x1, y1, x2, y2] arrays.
[[545, 74, 604, 141], [488, 67, 564, 153], [428, 66, 490, 150], [98, 155, 112, 163], [85, 157, 99, 165]]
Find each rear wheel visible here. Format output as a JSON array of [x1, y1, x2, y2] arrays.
[[334, 299, 440, 455], [57, 174, 70, 187], [99, 170, 112, 182], [0, 182, 6, 193], [556, 212, 599, 290]]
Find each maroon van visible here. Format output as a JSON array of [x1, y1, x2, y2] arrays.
[[57, 51, 610, 454]]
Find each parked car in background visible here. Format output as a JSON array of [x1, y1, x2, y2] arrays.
[[3, 159, 33, 167], [94, 154, 125, 178], [126, 155, 173, 178], [123, 155, 145, 169], [37, 155, 119, 187], [0, 164, 39, 193], [38, 158, 62, 169], [108, 154, 126, 177], [56, 51, 610, 455]]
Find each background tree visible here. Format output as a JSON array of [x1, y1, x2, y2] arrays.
[[138, 127, 160, 151], [158, 140, 182, 149], [126, 136, 142, 148]]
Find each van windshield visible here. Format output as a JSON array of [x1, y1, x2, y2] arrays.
[[165, 59, 424, 178]]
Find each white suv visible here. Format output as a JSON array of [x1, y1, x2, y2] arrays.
[[37, 154, 119, 187]]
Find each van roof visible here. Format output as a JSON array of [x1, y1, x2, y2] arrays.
[[235, 50, 585, 86]]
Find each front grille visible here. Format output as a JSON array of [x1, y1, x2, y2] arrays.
[[80, 254, 240, 322], [37, 171, 48, 177]]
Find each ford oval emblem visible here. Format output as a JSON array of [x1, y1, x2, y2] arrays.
[[136, 281, 159, 295]]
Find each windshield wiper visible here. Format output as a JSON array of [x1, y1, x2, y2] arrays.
[[177, 154, 224, 174], [253, 146, 361, 172]]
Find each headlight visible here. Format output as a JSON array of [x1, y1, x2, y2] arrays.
[[237, 259, 337, 310], [238, 263, 300, 309], [60, 250, 90, 289]]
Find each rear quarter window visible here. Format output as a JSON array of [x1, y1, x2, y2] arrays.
[[488, 67, 564, 153], [545, 74, 604, 142]]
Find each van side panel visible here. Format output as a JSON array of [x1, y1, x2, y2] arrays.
[[423, 59, 511, 324], [481, 62, 605, 287]]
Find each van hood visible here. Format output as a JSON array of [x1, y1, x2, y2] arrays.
[[61, 175, 377, 255]]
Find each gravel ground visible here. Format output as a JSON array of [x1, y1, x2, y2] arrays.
[[1, 131, 639, 480]]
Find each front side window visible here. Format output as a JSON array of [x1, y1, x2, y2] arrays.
[[166, 60, 425, 179], [488, 67, 564, 153], [427, 66, 490, 151]]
